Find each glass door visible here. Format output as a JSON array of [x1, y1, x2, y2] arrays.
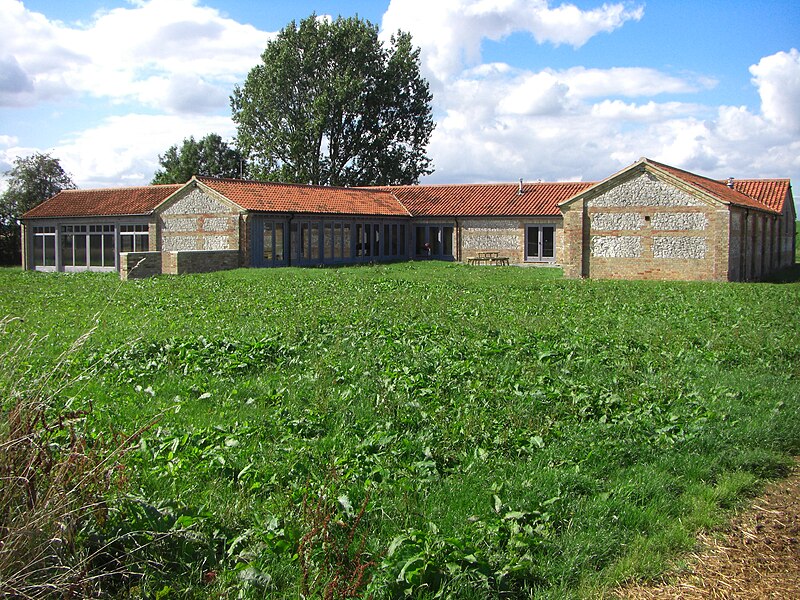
[[525, 225, 555, 262]]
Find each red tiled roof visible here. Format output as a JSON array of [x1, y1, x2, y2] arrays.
[[379, 182, 595, 217], [728, 179, 791, 213], [196, 177, 410, 217], [646, 159, 782, 214], [22, 185, 182, 218]]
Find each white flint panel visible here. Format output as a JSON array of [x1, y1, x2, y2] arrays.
[[162, 189, 232, 215], [462, 220, 521, 250], [203, 235, 230, 250], [462, 232, 520, 250], [591, 235, 642, 258], [162, 236, 198, 251], [652, 236, 706, 259], [588, 173, 704, 207], [203, 217, 230, 232], [591, 212, 644, 231], [651, 212, 708, 231], [161, 217, 196, 232]]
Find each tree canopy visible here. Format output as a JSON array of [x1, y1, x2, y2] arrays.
[[0, 153, 75, 264], [1, 153, 76, 222], [151, 133, 245, 184], [231, 15, 434, 187]]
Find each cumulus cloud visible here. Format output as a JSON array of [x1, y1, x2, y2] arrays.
[[750, 48, 800, 133], [0, 0, 270, 112], [377, 2, 798, 187], [382, 0, 643, 80], [420, 46, 800, 187], [49, 113, 237, 188], [0, 54, 34, 105]]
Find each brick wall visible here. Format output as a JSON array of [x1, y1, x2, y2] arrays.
[[119, 251, 162, 280], [161, 250, 239, 275]]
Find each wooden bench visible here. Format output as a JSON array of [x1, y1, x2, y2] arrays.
[[468, 252, 510, 266]]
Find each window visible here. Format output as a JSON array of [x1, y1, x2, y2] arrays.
[[61, 225, 87, 267], [526, 225, 555, 262], [89, 224, 116, 267], [333, 223, 343, 259], [33, 226, 56, 267], [120, 224, 149, 253], [310, 222, 321, 261], [274, 223, 285, 262], [256, 220, 286, 266], [443, 227, 454, 256], [263, 222, 274, 260], [414, 225, 454, 259], [415, 226, 427, 256], [324, 223, 333, 260], [342, 223, 352, 259]]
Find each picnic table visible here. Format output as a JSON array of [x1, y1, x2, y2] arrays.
[[468, 251, 510, 266]]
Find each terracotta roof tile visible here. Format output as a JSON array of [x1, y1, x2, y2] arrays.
[[196, 177, 410, 217], [22, 185, 182, 218], [375, 182, 595, 217], [646, 159, 782, 214], [728, 179, 791, 213]]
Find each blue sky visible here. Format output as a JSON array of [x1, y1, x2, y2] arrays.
[[2, 0, 799, 192]]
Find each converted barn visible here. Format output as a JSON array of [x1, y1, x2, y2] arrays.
[[559, 159, 796, 281], [20, 158, 795, 281]]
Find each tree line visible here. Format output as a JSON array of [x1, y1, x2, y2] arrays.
[[1, 14, 434, 265]]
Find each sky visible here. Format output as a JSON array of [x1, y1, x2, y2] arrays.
[[2, 0, 799, 196]]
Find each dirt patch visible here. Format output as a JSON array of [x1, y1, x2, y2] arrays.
[[615, 460, 800, 599]]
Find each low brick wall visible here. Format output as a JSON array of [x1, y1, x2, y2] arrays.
[[119, 251, 162, 280], [161, 250, 239, 275]]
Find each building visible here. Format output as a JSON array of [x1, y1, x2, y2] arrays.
[[20, 158, 795, 281]]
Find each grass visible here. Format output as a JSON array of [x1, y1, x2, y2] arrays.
[[1, 261, 799, 598]]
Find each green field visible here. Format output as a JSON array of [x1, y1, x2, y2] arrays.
[[1, 262, 799, 598]]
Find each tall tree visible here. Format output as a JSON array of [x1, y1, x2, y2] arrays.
[[0, 153, 76, 265], [151, 133, 246, 184], [231, 15, 434, 187]]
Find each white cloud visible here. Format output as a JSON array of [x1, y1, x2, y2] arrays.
[[590, 100, 701, 121], [559, 66, 710, 99], [0, 0, 270, 112], [497, 72, 570, 115], [421, 47, 800, 187], [53, 113, 237, 188], [749, 48, 800, 134], [381, 0, 643, 81]]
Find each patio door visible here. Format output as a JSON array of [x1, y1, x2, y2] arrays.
[[252, 218, 288, 267], [525, 225, 555, 262]]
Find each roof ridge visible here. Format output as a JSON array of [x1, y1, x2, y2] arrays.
[[719, 178, 791, 183], [376, 180, 594, 189], [197, 176, 391, 194], [57, 183, 183, 193]]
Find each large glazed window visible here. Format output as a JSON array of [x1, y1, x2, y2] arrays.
[[61, 225, 87, 267], [414, 224, 454, 260], [88, 225, 116, 267], [119, 224, 149, 253], [33, 226, 56, 267]]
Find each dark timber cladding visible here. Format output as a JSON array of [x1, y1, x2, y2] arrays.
[[19, 158, 797, 281]]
